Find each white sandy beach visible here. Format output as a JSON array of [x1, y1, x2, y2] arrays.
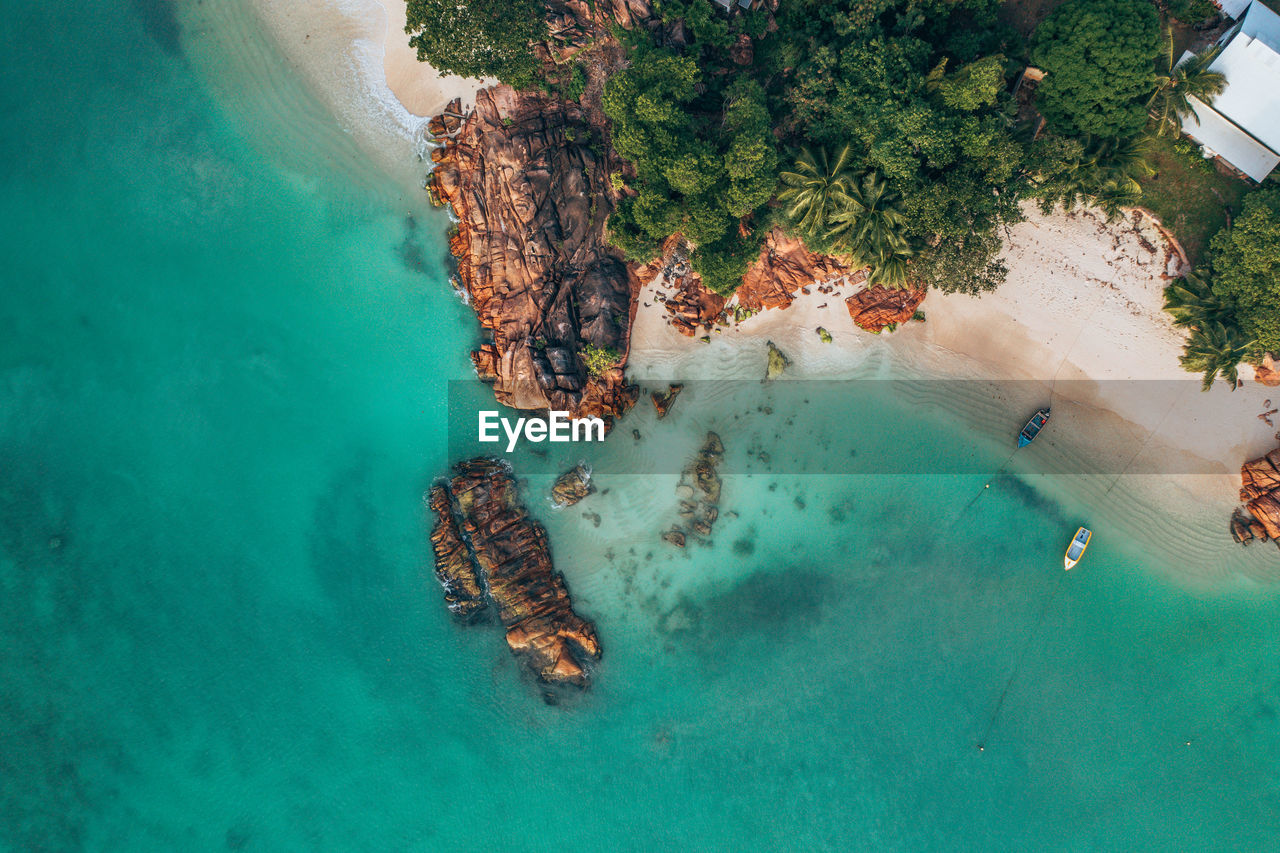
[[372, 0, 496, 117], [628, 205, 1280, 573], [231, 0, 491, 179], [223, 1, 1274, 579]]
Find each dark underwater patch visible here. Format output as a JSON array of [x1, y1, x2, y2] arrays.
[[132, 0, 181, 55], [992, 473, 1067, 525]]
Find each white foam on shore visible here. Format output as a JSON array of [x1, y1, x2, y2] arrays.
[[243, 0, 428, 173]]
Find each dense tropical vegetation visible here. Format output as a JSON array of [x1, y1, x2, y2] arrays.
[[405, 0, 547, 86], [1163, 190, 1280, 389], [409, 0, 1275, 383], [1029, 0, 1162, 138]]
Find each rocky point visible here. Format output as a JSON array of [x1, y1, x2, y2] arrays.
[[428, 458, 602, 688]]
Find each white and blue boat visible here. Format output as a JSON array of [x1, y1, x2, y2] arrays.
[[1018, 407, 1051, 448]]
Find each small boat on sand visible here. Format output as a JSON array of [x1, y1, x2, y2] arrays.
[[1064, 527, 1091, 570], [1018, 407, 1051, 448]]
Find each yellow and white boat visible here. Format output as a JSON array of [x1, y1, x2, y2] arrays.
[[1064, 527, 1091, 570]]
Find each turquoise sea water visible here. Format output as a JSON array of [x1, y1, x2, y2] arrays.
[[2, 1, 1279, 849]]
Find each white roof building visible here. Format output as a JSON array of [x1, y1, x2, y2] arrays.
[[1183, 1, 1280, 181], [1217, 0, 1253, 19]]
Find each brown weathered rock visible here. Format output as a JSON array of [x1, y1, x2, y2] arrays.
[[660, 262, 726, 337], [1254, 353, 1280, 387], [1239, 448, 1280, 503], [737, 228, 855, 312], [1234, 448, 1280, 545], [430, 459, 601, 687], [662, 527, 686, 548], [845, 286, 927, 333], [430, 87, 639, 424], [651, 383, 683, 418], [540, 0, 655, 63], [428, 485, 488, 620], [551, 463, 595, 507]]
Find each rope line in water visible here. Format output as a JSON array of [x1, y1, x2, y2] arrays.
[[977, 571, 1069, 752]]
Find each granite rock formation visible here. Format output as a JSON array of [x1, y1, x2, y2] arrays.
[[845, 285, 927, 333], [551, 462, 595, 507], [541, 0, 654, 62], [651, 228, 927, 338], [428, 485, 488, 620], [430, 87, 639, 423], [1254, 354, 1280, 387], [1233, 447, 1280, 546], [429, 458, 602, 687], [736, 228, 855, 312], [651, 383, 683, 418]]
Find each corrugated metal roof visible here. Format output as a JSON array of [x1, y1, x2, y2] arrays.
[[1238, 0, 1280, 42], [1183, 95, 1280, 181], [1218, 0, 1253, 19]]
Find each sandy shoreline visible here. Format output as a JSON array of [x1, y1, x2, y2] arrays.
[[371, 0, 496, 117], [628, 205, 1278, 542], [238, 0, 491, 180], [233, 2, 1273, 576]]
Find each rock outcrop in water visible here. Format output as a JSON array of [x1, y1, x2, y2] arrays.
[[429, 87, 639, 423], [650, 383, 683, 418], [551, 462, 595, 507], [428, 486, 488, 620], [1232, 447, 1280, 547], [429, 458, 602, 687], [765, 342, 790, 380], [664, 432, 724, 546]]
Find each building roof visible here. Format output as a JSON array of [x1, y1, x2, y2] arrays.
[[1218, 0, 1253, 19], [1182, 2, 1280, 180], [1184, 95, 1280, 181]]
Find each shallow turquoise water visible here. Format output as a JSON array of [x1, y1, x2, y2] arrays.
[[2, 2, 1279, 850]]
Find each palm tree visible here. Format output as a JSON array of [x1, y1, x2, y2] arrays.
[[777, 145, 857, 241], [1179, 321, 1255, 391], [1034, 135, 1154, 220], [1162, 270, 1229, 329], [1148, 29, 1226, 138], [828, 171, 915, 287]]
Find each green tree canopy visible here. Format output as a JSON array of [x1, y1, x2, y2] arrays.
[[602, 47, 778, 294], [1209, 189, 1280, 356], [405, 0, 547, 86], [1030, 0, 1162, 138]]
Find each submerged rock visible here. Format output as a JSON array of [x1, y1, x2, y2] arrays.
[[429, 458, 602, 687], [665, 432, 725, 545], [551, 462, 595, 508]]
